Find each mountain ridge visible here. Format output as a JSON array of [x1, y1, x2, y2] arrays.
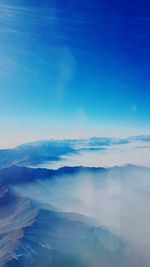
[[0, 164, 149, 186]]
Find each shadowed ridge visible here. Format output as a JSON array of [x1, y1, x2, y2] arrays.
[[0, 165, 107, 186], [1, 164, 150, 186]]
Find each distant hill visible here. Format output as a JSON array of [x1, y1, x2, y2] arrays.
[[0, 164, 149, 186], [0, 165, 106, 185], [0, 135, 149, 168]]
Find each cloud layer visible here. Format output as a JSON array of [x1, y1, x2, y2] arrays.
[[13, 165, 150, 264]]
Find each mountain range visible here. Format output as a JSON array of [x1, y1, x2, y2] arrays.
[[0, 135, 150, 169], [0, 137, 150, 266]]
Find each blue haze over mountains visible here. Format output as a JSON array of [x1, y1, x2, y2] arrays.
[[0, 0, 150, 265], [0, 137, 150, 266], [0, 135, 150, 168]]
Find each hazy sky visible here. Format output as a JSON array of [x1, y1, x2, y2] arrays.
[[0, 0, 150, 147]]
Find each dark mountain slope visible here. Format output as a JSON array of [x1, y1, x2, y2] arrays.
[[0, 165, 106, 185]]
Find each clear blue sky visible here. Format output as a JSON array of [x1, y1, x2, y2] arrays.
[[0, 0, 150, 146]]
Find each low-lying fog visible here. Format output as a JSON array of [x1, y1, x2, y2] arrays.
[[33, 141, 150, 169], [13, 166, 150, 263]]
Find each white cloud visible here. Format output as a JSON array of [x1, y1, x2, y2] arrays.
[[13, 165, 150, 263], [39, 140, 150, 169]]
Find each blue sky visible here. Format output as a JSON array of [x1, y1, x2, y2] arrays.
[[0, 0, 150, 146]]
